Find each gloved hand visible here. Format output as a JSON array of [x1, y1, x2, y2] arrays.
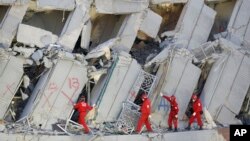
[[160, 93, 163, 97], [200, 111, 203, 115], [192, 112, 196, 116], [92, 104, 96, 107], [149, 115, 152, 119], [175, 115, 178, 118]]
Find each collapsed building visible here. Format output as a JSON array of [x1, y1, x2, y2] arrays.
[[0, 0, 250, 141]]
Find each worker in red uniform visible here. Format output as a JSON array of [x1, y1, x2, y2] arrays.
[[136, 93, 153, 133], [160, 92, 179, 132], [186, 94, 203, 130], [74, 96, 95, 134]]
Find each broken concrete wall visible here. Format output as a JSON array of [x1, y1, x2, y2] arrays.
[[20, 58, 88, 129], [91, 52, 141, 123], [167, 0, 216, 49], [226, 0, 250, 46], [95, 0, 149, 14], [201, 39, 250, 125], [57, 1, 92, 51], [17, 24, 58, 48], [0, 4, 28, 48], [37, 0, 75, 11], [0, 52, 24, 119]]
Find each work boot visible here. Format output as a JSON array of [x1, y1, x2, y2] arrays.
[[199, 126, 203, 130], [174, 128, 178, 132], [167, 127, 172, 131], [185, 125, 191, 130]]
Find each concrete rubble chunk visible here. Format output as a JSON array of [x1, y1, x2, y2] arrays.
[[37, 0, 75, 11], [57, 1, 92, 51], [20, 56, 88, 129], [0, 52, 24, 119], [0, 4, 28, 48], [95, 0, 149, 14], [81, 20, 92, 50], [139, 9, 162, 38], [17, 24, 58, 48]]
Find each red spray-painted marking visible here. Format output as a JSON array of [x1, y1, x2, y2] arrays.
[[2, 82, 15, 96]]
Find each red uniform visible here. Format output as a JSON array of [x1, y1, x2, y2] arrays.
[[136, 97, 153, 133], [74, 101, 93, 133], [189, 98, 203, 127], [163, 95, 179, 129]]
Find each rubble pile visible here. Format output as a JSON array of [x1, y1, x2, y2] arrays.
[[0, 0, 250, 141]]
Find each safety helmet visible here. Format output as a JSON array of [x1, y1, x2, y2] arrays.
[[141, 93, 148, 100], [191, 94, 197, 101], [170, 95, 176, 101]]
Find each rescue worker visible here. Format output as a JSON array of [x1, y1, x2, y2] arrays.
[[74, 96, 95, 134], [136, 93, 153, 133], [160, 92, 179, 132], [186, 94, 203, 130]]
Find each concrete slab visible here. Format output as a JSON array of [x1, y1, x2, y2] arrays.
[[107, 59, 141, 120], [81, 20, 92, 49], [216, 106, 242, 125], [17, 24, 58, 48], [57, 1, 91, 51], [94, 54, 141, 122], [151, 0, 187, 4], [20, 58, 88, 129], [0, 4, 28, 48], [139, 9, 162, 38], [207, 50, 244, 117], [0, 55, 23, 119], [113, 12, 145, 52], [95, 0, 149, 14], [173, 0, 216, 49], [225, 56, 250, 114], [227, 0, 250, 46], [37, 0, 75, 11], [0, 0, 29, 5]]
